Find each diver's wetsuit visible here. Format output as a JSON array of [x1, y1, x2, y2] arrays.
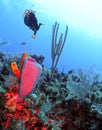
[[24, 12, 41, 35]]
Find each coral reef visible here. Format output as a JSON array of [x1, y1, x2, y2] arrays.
[[0, 51, 102, 130]]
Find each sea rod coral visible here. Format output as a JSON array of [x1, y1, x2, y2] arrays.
[[51, 21, 68, 80]]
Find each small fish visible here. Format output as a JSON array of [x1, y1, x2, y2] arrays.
[[0, 40, 10, 46], [21, 42, 26, 45]]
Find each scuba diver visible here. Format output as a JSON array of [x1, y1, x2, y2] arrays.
[[24, 10, 43, 39]]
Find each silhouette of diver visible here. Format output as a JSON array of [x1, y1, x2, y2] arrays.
[[24, 10, 43, 39]]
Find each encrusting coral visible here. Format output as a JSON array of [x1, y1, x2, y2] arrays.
[[0, 50, 102, 130], [0, 22, 102, 129]]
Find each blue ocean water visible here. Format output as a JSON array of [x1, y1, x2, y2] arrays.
[[0, 0, 102, 74]]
